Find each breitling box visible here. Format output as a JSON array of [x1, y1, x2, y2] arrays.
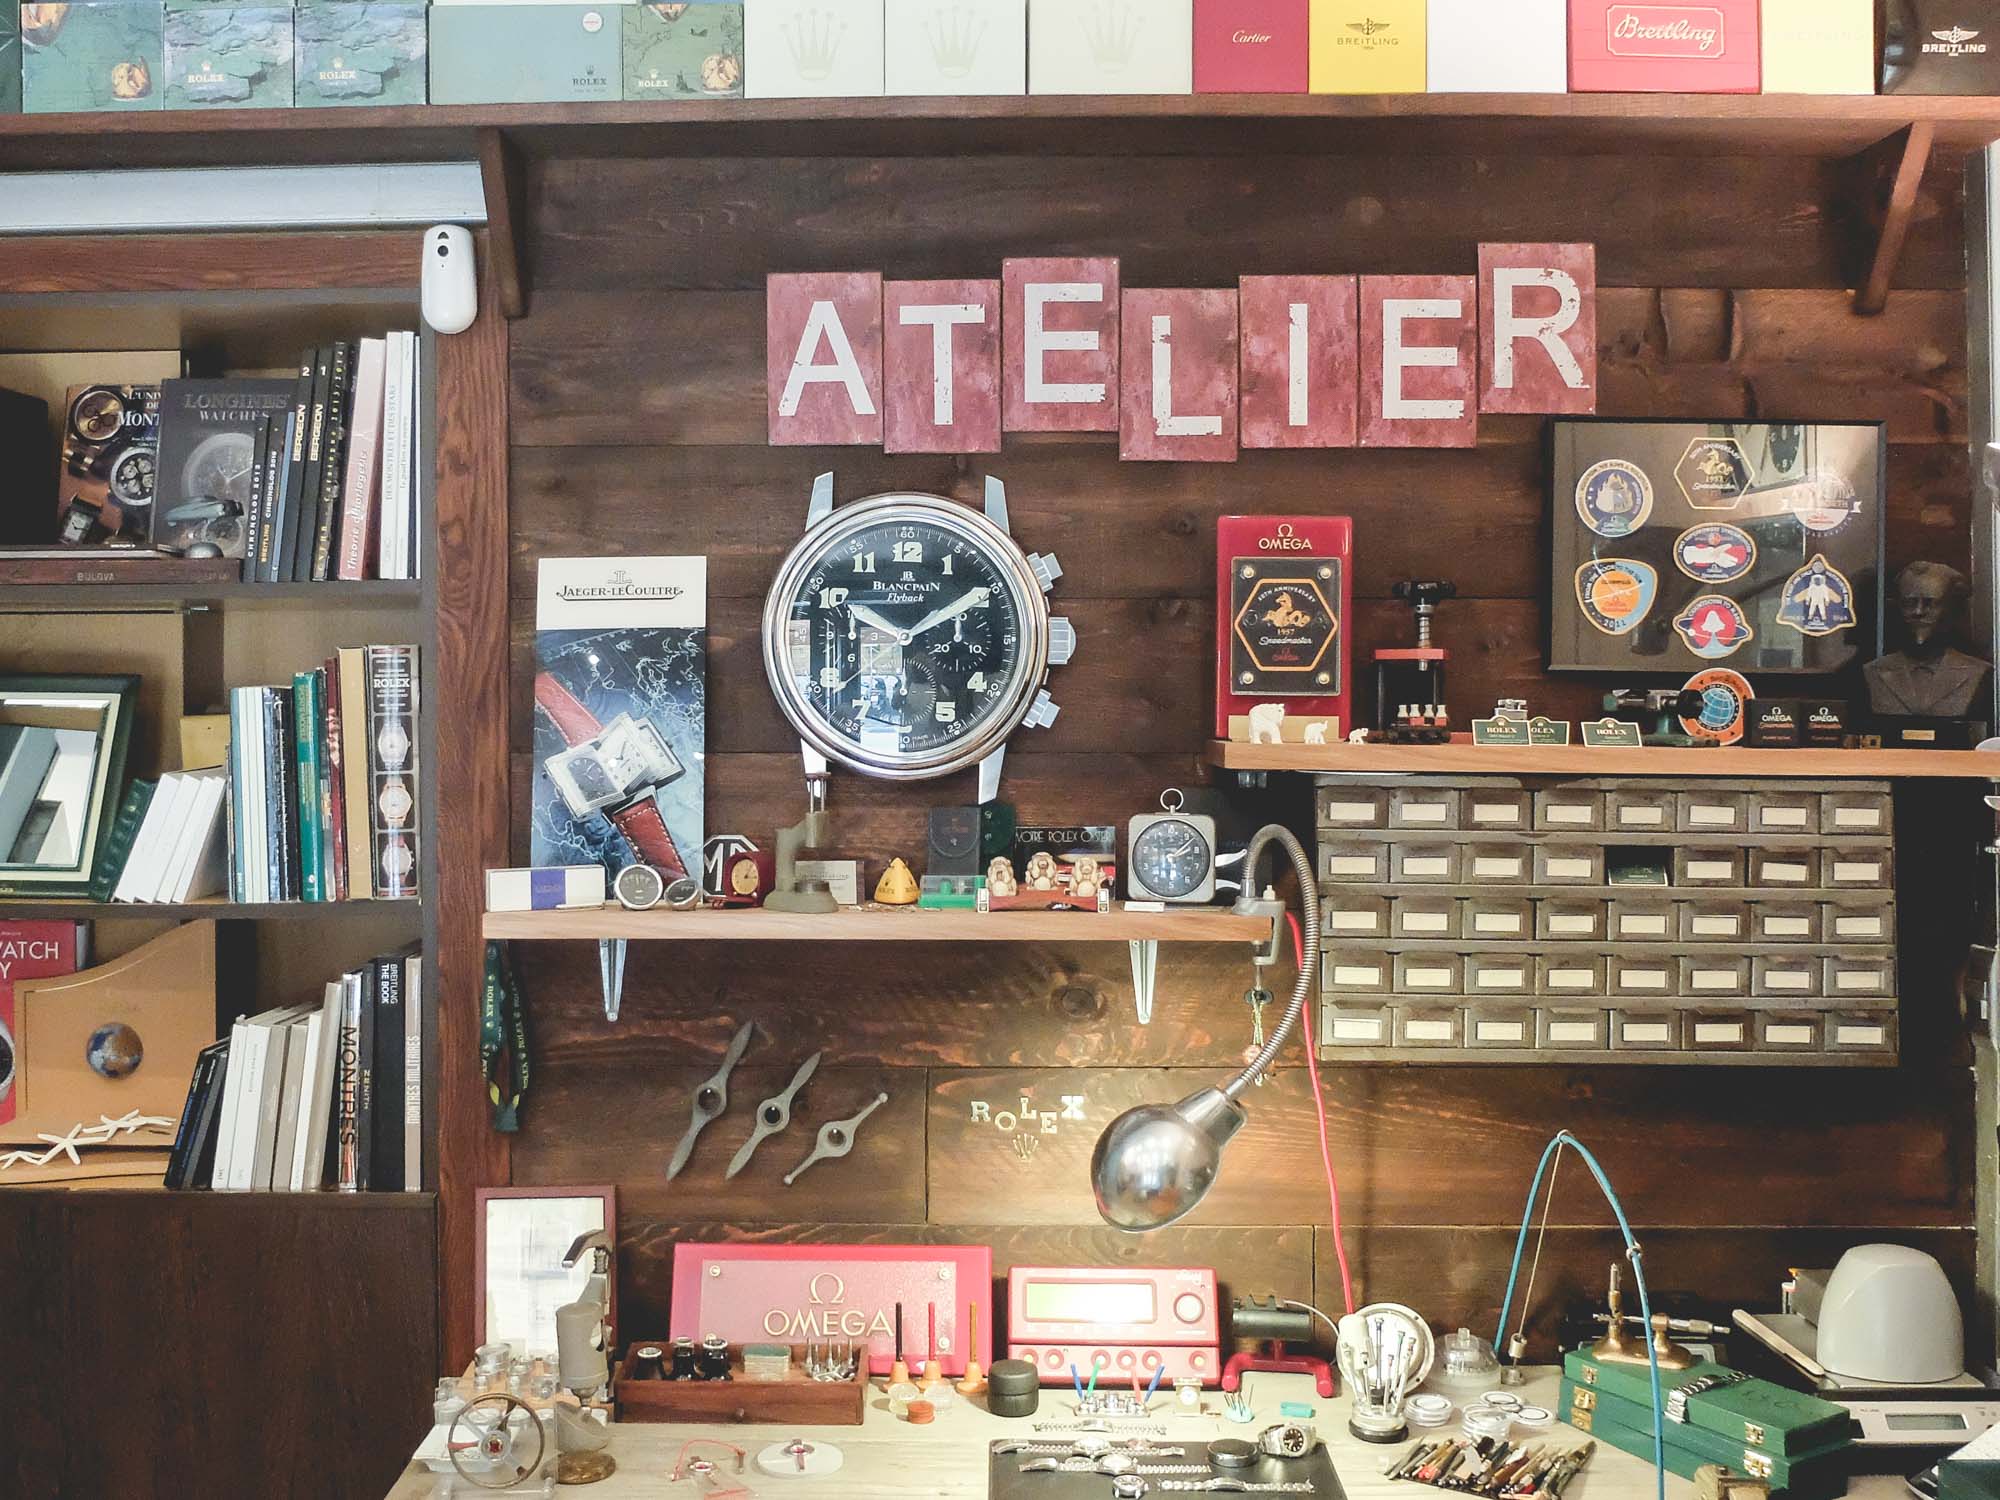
[[623, 0, 741, 100], [1569, 0, 1760, 91], [1308, 0, 1425, 93], [745, 0, 883, 97], [1426, 0, 1565, 92], [884, 0, 1025, 94], [164, 0, 294, 110], [295, 2, 428, 106], [1884, 0, 2000, 93], [21, 1, 166, 112], [1, 6, 20, 110], [1761, 0, 1873, 93], [1029, 0, 1193, 94], [429, 3, 623, 103], [1194, 0, 1309, 92]]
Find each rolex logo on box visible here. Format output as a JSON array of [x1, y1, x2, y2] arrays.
[[747, 0, 885, 96], [1194, 0, 1308, 91], [885, 0, 1026, 94], [1568, 0, 1759, 91], [1308, 0, 1426, 93], [1029, 0, 1194, 93]]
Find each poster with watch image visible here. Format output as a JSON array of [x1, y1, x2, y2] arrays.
[[532, 556, 706, 883], [1548, 419, 1884, 676]]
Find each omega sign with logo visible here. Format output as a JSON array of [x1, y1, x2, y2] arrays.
[[765, 243, 1598, 458]]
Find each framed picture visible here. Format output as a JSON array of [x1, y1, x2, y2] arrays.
[[475, 1184, 616, 1359], [0, 673, 138, 898], [1548, 420, 1885, 676]]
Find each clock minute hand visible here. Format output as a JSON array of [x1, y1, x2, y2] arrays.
[[908, 588, 990, 639]]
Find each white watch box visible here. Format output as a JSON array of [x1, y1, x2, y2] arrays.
[[885, 0, 1027, 94], [747, 0, 886, 96], [1425, 0, 1565, 93], [1029, 0, 1194, 94]]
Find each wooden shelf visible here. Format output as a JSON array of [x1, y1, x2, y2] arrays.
[[1318, 1047, 1894, 1068], [0, 581, 423, 611], [482, 902, 1271, 943], [0, 898, 420, 921], [1209, 740, 2000, 779], [3, 94, 2000, 171]]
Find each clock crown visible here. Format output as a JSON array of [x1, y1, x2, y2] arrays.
[[1029, 551, 1063, 593], [1048, 616, 1077, 667]]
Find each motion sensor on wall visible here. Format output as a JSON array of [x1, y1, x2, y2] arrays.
[[421, 225, 478, 335]]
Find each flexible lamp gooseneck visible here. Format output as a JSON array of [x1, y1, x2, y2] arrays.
[[1090, 824, 1319, 1233]]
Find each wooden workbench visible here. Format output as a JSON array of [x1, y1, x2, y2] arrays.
[[380, 1370, 1906, 1499]]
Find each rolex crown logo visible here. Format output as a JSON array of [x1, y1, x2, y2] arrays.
[[1083, 0, 1140, 71], [927, 4, 986, 78], [784, 6, 847, 80]]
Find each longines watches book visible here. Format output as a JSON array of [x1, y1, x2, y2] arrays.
[[532, 556, 706, 884]]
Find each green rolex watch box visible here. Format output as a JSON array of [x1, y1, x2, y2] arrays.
[[1564, 1348, 1852, 1457], [1, 8, 22, 110], [21, 1, 166, 112], [164, 0, 294, 108], [622, 0, 742, 100], [295, 1, 426, 106], [429, 4, 622, 104]]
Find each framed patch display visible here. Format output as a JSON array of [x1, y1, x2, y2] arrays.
[[1548, 419, 1884, 676]]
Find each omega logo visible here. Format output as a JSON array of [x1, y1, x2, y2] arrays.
[[1260, 522, 1314, 552], [760, 1271, 897, 1340]]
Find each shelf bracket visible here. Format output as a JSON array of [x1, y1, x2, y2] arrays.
[[1841, 121, 1936, 317], [1129, 939, 1158, 1026], [599, 938, 626, 1023], [477, 126, 530, 321]]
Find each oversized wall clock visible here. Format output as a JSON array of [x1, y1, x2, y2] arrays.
[[762, 474, 1076, 802]]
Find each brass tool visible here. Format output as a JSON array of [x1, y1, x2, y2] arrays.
[[957, 1303, 988, 1395], [1589, 1266, 1645, 1365]]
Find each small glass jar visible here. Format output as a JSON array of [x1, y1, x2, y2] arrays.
[[670, 1336, 699, 1381], [697, 1335, 732, 1381]]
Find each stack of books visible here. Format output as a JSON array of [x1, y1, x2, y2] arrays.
[[165, 947, 424, 1194]]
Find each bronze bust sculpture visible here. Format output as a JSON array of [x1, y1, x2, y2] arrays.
[[1862, 561, 1992, 721]]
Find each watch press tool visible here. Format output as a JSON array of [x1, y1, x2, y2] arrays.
[[551, 1229, 617, 1484], [1224, 1296, 1337, 1400], [1373, 580, 1454, 739], [764, 767, 838, 915]]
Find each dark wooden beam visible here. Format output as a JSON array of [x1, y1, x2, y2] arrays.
[[1846, 122, 1939, 316], [478, 127, 530, 320]]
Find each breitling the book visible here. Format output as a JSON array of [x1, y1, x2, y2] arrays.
[[531, 556, 706, 884]]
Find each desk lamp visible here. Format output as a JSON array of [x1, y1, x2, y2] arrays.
[[1090, 824, 1318, 1232]]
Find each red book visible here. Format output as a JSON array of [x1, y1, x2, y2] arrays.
[[1194, 0, 1310, 92], [1568, 1, 1761, 93], [0, 922, 86, 1130], [335, 337, 388, 581]]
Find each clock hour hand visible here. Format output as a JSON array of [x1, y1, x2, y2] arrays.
[[846, 602, 904, 637], [907, 588, 991, 639]]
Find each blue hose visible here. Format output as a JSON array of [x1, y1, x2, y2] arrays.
[[1492, 1132, 1666, 1500]]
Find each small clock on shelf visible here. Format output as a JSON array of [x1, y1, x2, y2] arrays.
[[1127, 790, 1218, 904]]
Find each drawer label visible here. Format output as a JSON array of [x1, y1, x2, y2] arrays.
[[1332, 964, 1384, 986], [1834, 861, 1881, 883], [1476, 968, 1527, 988], [1762, 861, 1809, 882], [1617, 806, 1665, 827], [1618, 914, 1668, 936], [1545, 805, 1593, 825], [1619, 969, 1669, 989], [1548, 1021, 1600, 1043], [1547, 969, 1596, 990], [1690, 969, 1739, 991], [1764, 970, 1811, 991], [1836, 1024, 1887, 1046], [1404, 966, 1454, 988], [1762, 916, 1811, 937], [1549, 914, 1597, 935], [1691, 915, 1739, 936], [1622, 1022, 1672, 1043], [1331, 1018, 1386, 1041], [1836, 970, 1884, 991], [1474, 913, 1524, 934], [1546, 857, 1593, 878], [1759, 807, 1809, 828], [1323, 801, 1378, 822], [1402, 856, 1450, 877], [1834, 915, 1884, 938], [1694, 1021, 1745, 1044], [1688, 859, 1734, 879], [1474, 857, 1524, 878], [1404, 1020, 1455, 1042], [1400, 803, 1449, 824], [1324, 910, 1382, 932], [1470, 802, 1520, 824], [1326, 855, 1377, 876], [1400, 912, 1450, 934], [1765, 1023, 1815, 1045], [1688, 805, 1735, 826], [1833, 806, 1883, 829], [1476, 1021, 1527, 1043]]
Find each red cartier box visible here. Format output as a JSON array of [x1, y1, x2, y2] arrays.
[[1195, 0, 1311, 93], [1568, 0, 1761, 93]]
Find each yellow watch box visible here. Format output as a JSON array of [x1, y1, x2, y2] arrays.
[[1761, 0, 1875, 95], [1309, 0, 1425, 93]]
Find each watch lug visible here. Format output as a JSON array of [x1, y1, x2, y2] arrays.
[[983, 474, 1010, 533], [806, 471, 835, 529], [977, 746, 1005, 805]]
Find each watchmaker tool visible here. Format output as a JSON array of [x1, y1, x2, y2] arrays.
[[666, 1021, 755, 1179], [1374, 579, 1455, 739], [957, 1303, 988, 1395], [922, 1301, 943, 1383], [724, 1051, 821, 1179], [755, 1438, 843, 1477], [1338, 1303, 1436, 1445], [1224, 1391, 1255, 1424], [1225, 1296, 1337, 1400], [445, 1393, 552, 1491], [1603, 687, 1708, 748], [781, 1090, 889, 1185], [1589, 1264, 1649, 1365], [891, 1301, 910, 1386]]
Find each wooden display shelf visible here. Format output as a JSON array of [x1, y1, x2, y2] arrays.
[[482, 902, 1270, 943], [1211, 740, 2000, 778], [4, 95, 2000, 170], [1317, 1046, 1894, 1068], [0, 580, 423, 611], [0, 897, 421, 920]]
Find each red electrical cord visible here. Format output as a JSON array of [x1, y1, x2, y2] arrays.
[[1289, 911, 1356, 1316]]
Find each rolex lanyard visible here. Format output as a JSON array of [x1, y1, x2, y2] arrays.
[[482, 941, 530, 1132]]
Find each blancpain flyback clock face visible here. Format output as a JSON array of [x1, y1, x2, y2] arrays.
[[762, 493, 1052, 781]]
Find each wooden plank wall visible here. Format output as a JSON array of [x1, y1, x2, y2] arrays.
[[499, 150, 1977, 1359]]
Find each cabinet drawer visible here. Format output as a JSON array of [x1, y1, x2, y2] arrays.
[[1607, 898, 1674, 941], [1749, 848, 1816, 889], [1319, 840, 1390, 883], [1539, 1008, 1610, 1050], [1752, 954, 1821, 998], [1752, 901, 1821, 942], [1317, 785, 1389, 828], [1464, 897, 1532, 940], [1676, 847, 1746, 887], [1319, 893, 1390, 940], [1610, 955, 1676, 997], [1466, 843, 1532, 884], [1390, 787, 1460, 830], [1821, 847, 1890, 889], [1464, 789, 1531, 830], [1679, 901, 1747, 943], [1538, 954, 1607, 997], [1825, 901, 1896, 944], [1680, 955, 1750, 997], [1391, 896, 1459, 939], [1825, 1012, 1897, 1054], [1534, 845, 1605, 885], [1321, 1003, 1393, 1049], [1750, 791, 1817, 834], [1757, 1014, 1824, 1052], [1393, 1006, 1465, 1049], [1321, 948, 1392, 994], [1467, 1008, 1536, 1049], [1534, 788, 1603, 832], [1611, 1010, 1683, 1051], [1392, 842, 1460, 884], [1821, 789, 1891, 836], [1678, 790, 1747, 834], [1538, 899, 1606, 941], [1824, 952, 1895, 998], [1605, 788, 1675, 832], [1394, 952, 1464, 995], [1465, 952, 1534, 995], [1685, 1009, 1754, 1051]]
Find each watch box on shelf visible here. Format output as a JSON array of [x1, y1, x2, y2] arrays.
[[1883, 0, 2000, 93], [429, 3, 623, 104], [1426, 0, 1565, 92], [1567, 0, 1761, 93], [1308, 0, 1425, 93], [1193, 0, 1308, 92], [884, 0, 1025, 94], [21, 1, 167, 113], [1760, 0, 1874, 94], [623, 0, 742, 100], [164, 0, 295, 110], [745, 0, 885, 97], [296, 0, 428, 107], [1, 6, 20, 112], [1029, 0, 1193, 94]]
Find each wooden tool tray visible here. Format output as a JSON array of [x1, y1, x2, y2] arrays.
[[615, 1342, 867, 1425]]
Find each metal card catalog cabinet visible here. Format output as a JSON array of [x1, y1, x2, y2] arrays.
[[1314, 774, 1899, 1066]]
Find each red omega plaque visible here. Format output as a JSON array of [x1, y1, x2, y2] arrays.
[[1215, 514, 1355, 741]]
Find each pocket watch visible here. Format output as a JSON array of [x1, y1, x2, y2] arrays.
[[1127, 790, 1217, 904], [762, 474, 1075, 802]]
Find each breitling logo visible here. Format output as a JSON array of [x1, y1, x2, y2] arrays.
[[1348, 18, 1389, 34], [1338, 17, 1399, 47], [1926, 24, 1988, 54]]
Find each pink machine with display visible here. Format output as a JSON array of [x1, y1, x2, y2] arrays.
[[1006, 1265, 1222, 1386]]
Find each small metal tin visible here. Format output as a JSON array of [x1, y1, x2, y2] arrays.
[[1478, 1391, 1523, 1412], [1407, 1393, 1454, 1427], [1514, 1405, 1554, 1429], [1209, 1439, 1259, 1470]]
